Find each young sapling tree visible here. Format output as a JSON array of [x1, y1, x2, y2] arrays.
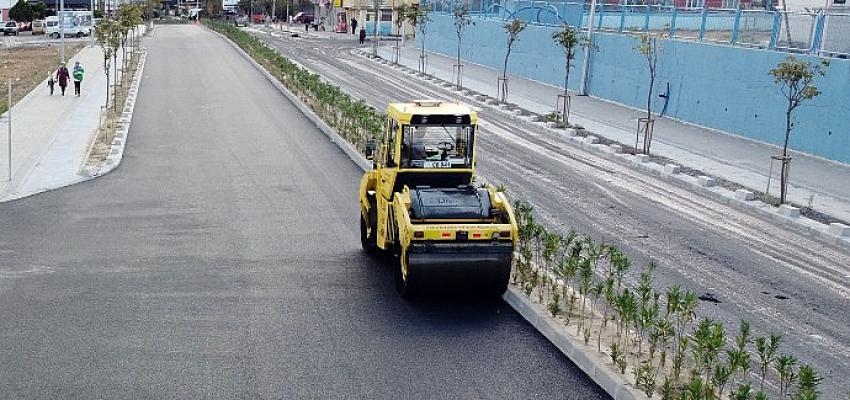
[[403, 5, 431, 74], [634, 32, 663, 154], [768, 55, 828, 204], [498, 19, 526, 103], [451, 3, 474, 90], [551, 24, 588, 126]]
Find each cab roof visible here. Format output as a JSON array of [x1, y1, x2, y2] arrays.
[[387, 100, 476, 119]]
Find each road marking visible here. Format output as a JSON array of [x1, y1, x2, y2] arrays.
[[0, 266, 55, 278]]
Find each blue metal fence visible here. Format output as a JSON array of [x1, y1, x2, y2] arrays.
[[421, 0, 850, 58]]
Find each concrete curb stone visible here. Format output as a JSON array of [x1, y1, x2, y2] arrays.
[[502, 287, 648, 400], [94, 51, 147, 178]]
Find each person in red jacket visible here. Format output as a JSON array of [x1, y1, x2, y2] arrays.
[[56, 63, 70, 96]]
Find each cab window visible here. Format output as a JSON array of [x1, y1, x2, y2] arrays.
[[385, 118, 398, 167], [401, 125, 473, 168]]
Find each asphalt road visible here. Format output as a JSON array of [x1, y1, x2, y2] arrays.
[[251, 27, 850, 397], [0, 25, 609, 399]]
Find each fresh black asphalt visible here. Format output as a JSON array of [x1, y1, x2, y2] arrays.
[[0, 25, 609, 399]]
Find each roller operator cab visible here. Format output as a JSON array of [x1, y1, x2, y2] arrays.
[[358, 100, 518, 298]]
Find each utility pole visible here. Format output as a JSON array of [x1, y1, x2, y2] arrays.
[[7, 79, 11, 182], [60, 0, 66, 64], [579, 0, 598, 96], [271, 0, 276, 26], [90, 0, 95, 47], [372, 0, 378, 56]]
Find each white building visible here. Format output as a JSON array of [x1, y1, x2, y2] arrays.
[[1, 0, 12, 21]]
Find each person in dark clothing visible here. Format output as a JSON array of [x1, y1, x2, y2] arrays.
[[359, 27, 366, 44], [56, 63, 70, 96], [350, 17, 357, 35]]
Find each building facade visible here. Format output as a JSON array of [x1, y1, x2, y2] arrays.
[[332, 0, 418, 35]]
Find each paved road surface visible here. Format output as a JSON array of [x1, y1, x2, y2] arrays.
[[0, 25, 609, 399], [251, 28, 850, 397]]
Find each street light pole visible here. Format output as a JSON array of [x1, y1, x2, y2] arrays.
[[372, 0, 378, 56], [578, 0, 597, 96], [89, 0, 95, 47], [7, 79, 11, 182], [60, 0, 66, 64]]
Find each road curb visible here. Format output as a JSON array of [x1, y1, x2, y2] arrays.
[[503, 287, 648, 400], [85, 49, 147, 178], [352, 48, 850, 252], [216, 27, 644, 399]]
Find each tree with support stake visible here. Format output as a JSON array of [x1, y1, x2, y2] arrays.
[[95, 18, 121, 110], [403, 4, 430, 75], [552, 24, 590, 127], [392, 4, 408, 65], [452, 3, 473, 91], [768, 55, 828, 205], [498, 19, 526, 104], [635, 32, 662, 155]]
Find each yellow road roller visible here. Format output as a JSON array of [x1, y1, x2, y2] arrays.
[[358, 100, 518, 297]]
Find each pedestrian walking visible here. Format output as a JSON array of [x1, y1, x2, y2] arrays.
[[350, 17, 357, 35], [359, 27, 366, 44], [72, 61, 84, 96], [56, 63, 70, 96], [47, 72, 55, 96]]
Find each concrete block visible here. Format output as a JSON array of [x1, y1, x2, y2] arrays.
[[778, 204, 801, 218], [584, 136, 598, 145], [734, 189, 755, 201], [828, 223, 850, 236], [564, 128, 577, 137], [607, 144, 622, 153], [663, 164, 681, 174], [634, 154, 649, 163], [546, 121, 560, 129], [697, 176, 717, 187], [511, 109, 524, 116], [525, 115, 541, 122]]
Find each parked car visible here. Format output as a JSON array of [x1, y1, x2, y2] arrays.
[[292, 12, 314, 23], [31, 20, 46, 35], [2, 21, 19, 36], [234, 16, 248, 27]]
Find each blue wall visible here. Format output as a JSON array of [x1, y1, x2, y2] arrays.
[[420, 14, 850, 164]]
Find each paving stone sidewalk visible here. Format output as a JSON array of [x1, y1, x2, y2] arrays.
[[0, 45, 125, 202]]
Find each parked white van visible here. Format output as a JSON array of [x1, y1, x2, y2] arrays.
[[45, 12, 92, 38]]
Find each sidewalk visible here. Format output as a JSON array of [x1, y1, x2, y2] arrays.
[[0, 44, 124, 202], [376, 43, 850, 224]]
